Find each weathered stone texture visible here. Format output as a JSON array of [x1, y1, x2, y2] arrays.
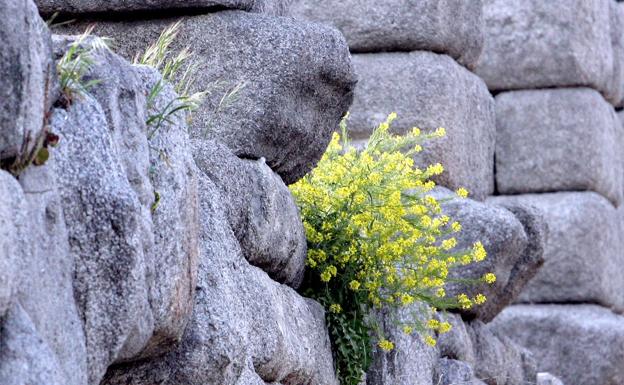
[[0, 41, 200, 384], [476, 0, 617, 103], [495, 88, 623, 206], [369, 306, 538, 385], [51, 94, 153, 384], [0, 303, 68, 385], [58, 11, 357, 184], [287, 0, 484, 69], [0, 0, 56, 161], [537, 373, 565, 385], [348, 52, 495, 200], [433, 188, 545, 322], [367, 306, 438, 385], [434, 358, 481, 385], [133, 65, 200, 359], [193, 139, 306, 287], [609, 1, 624, 107], [14, 163, 89, 385], [0, 171, 24, 318], [102, 175, 338, 385], [490, 193, 624, 313], [467, 320, 536, 385], [493, 305, 624, 385], [35, 0, 290, 16]]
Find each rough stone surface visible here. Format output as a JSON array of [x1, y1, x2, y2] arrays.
[[42, 45, 199, 382], [133, 65, 200, 359], [370, 306, 537, 385], [433, 188, 544, 322], [367, 307, 438, 385], [495, 88, 623, 206], [434, 358, 481, 385], [35, 0, 290, 16], [58, 11, 357, 184], [538, 373, 565, 385], [610, 1, 624, 107], [193, 139, 306, 287], [437, 313, 476, 365], [348, 52, 495, 200], [14, 162, 88, 385], [51, 94, 152, 384], [467, 320, 536, 385], [490, 193, 624, 313], [0, 0, 56, 161], [102, 175, 338, 385], [0, 303, 67, 385], [287, 0, 484, 69], [476, 0, 616, 102], [0, 172, 24, 318], [492, 305, 624, 385]]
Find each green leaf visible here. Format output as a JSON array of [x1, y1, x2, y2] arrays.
[[33, 148, 49, 166]]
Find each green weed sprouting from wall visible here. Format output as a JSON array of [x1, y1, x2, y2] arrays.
[[2, 25, 105, 175], [290, 113, 495, 385], [57, 25, 111, 106], [135, 21, 209, 138], [136, 20, 245, 138]]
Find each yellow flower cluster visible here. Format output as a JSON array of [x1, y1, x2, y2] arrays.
[[483, 272, 497, 284], [378, 339, 395, 352], [290, 114, 494, 384]]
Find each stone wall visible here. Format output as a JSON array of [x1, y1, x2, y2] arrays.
[[291, 1, 624, 385], [1, 1, 622, 385], [476, 1, 624, 384], [0, 1, 354, 384]]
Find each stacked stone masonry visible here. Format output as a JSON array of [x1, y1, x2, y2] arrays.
[[475, 1, 624, 385], [1, 0, 623, 385]]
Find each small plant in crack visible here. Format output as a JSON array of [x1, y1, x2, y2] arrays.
[[1, 66, 60, 176], [136, 20, 245, 139], [135, 21, 209, 138], [56, 25, 111, 108]]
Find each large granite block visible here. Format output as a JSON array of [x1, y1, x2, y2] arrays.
[[495, 88, 623, 206], [348, 51, 495, 200]]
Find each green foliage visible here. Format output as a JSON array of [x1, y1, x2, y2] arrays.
[[56, 25, 111, 105], [135, 21, 209, 138], [137, 20, 246, 138], [290, 114, 493, 385]]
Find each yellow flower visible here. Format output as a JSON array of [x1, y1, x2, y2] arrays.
[[472, 241, 487, 262], [436, 288, 446, 298], [426, 163, 444, 176], [349, 280, 361, 291], [329, 303, 342, 314], [427, 319, 440, 329], [378, 339, 395, 352], [474, 294, 487, 305], [400, 293, 414, 306], [438, 322, 452, 334], [424, 335, 437, 347], [451, 221, 462, 232], [455, 187, 469, 199], [441, 238, 457, 251], [434, 127, 446, 137], [483, 273, 497, 284], [320, 271, 332, 282], [457, 294, 472, 310], [403, 326, 413, 335]]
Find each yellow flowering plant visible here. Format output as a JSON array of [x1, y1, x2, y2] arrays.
[[290, 114, 494, 385]]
